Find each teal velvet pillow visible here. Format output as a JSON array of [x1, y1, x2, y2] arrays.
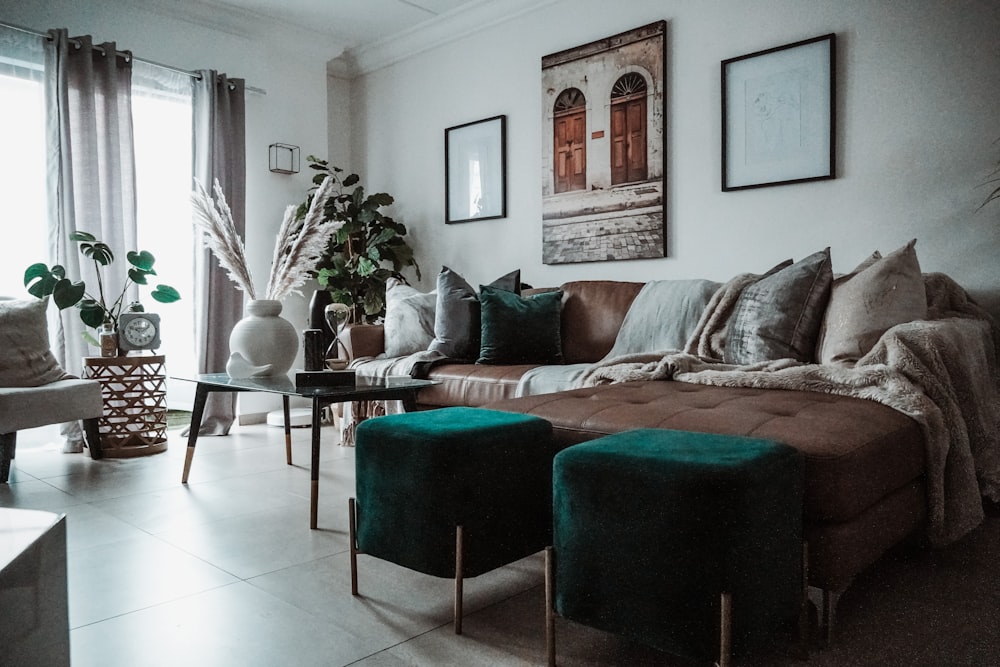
[[477, 286, 564, 365]]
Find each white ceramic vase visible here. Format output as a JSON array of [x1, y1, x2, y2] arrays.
[[227, 299, 298, 377]]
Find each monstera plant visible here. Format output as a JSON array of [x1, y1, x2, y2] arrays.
[[24, 231, 180, 336], [301, 157, 420, 323]]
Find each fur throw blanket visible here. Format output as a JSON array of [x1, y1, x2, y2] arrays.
[[582, 272, 1000, 547]]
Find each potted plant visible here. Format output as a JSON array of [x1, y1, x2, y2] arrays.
[[300, 157, 420, 324], [24, 231, 181, 347]]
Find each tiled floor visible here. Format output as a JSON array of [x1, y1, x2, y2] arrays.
[[2, 422, 998, 666]]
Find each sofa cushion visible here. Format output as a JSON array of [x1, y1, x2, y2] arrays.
[[485, 379, 923, 524], [421, 362, 542, 407], [725, 248, 833, 365], [817, 240, 926, 366], [0, 299, 70, 388], [477, 286, 563, 365], [560, 281, 644, 364], [428, 267, 520, 360], [383, 280, 436, 357]]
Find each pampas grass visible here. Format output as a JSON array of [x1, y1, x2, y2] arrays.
[[190, 177, 339, 301]]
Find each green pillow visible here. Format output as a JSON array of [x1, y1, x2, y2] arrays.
[[477, 286, 564, 365]]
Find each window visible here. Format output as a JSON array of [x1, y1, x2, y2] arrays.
[[0, 29, 196, 406], [132, 62, 195, 406], [0, 28, 46, 297]]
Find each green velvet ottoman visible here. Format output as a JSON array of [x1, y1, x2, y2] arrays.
[[546, 429, 805, 666], [350, 406, 554, 634]]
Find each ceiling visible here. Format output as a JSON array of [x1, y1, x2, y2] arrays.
[[187, 0, 480, 52]]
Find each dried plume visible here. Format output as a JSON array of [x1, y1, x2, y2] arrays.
[[190, 179, 257, 299], [265, 175, 339, 300]]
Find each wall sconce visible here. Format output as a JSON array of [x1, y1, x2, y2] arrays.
[[269, 143, 300, 174]]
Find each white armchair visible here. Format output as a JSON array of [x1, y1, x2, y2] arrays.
[[0, 298, 104, 482]]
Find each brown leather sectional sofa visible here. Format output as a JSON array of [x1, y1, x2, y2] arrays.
[[342, 280, 927, 629]]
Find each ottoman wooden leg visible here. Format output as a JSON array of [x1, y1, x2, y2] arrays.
[[349, 497, 359, 596], [545, 546, 556, 667], [718, 592, 732, 667], [454, 525, 464, 635]]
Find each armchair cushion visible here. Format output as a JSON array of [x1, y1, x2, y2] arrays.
[[0, 380, 103, 433], [0, 299, 70, 388]]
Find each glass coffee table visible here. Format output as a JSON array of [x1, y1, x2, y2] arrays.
[[174, 373, 438, 529]]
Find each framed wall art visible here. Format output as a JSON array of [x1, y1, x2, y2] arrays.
[[541, 21, 666, 264], [445, 115, 506, 224], [722, 33, 836, 191]]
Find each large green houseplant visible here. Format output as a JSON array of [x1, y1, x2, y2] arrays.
[[24, 231, 180, 341], [300, 157, 420, 324]]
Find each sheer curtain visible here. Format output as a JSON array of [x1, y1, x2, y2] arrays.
[[190, 70, 246, 435], [45, 28, 137, 450]]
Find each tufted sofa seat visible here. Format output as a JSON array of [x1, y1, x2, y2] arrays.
[[484, 380, 926, 592]]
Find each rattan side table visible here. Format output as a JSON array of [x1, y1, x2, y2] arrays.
[[82, 355, 167, 457]]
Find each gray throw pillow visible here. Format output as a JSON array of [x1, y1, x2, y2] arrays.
[[0, 298, 70, 387], [725, 248, 833, 365], [382, 280, 437, 357], [428, 267, 520, 359]]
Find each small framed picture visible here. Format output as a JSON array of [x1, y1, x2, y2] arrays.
[[445, 115, 507, 224], [722, 33, 836, 191]]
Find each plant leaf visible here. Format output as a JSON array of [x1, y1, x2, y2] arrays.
[[70, 231, 96, 242], [52, 279, 85, 309], [80, 242, 114, 265], [128, 268, 150, 285], [127, 250, 156, 271], [151, 285, 181, 303], [79, 301, 106, 328], [343, 173, 360, 187]]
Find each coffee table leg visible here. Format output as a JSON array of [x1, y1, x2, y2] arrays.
[[182, 383, 209, 483], [282, 395, 293, 465], [310, 395, 322, 529]]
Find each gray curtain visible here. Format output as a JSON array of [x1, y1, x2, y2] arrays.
[[190, 70, 246, 435], [45, 29, 137, 450]]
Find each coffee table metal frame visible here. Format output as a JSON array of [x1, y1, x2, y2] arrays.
[[174, 373, 437, 529]]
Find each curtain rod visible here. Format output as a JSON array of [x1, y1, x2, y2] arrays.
[[0, 19, 266, 95]]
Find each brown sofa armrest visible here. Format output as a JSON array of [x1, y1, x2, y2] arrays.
[[341, 323, 385, 361]]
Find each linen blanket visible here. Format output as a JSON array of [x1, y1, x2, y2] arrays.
[[582, 272, 1000, 547]]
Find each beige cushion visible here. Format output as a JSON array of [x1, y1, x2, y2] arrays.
[[0, 379, 103, 432], [817, 239, 927, 366], [382, 280, 436, 357], [0, 299, 69, 388]]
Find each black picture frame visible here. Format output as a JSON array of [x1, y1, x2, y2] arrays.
[[722, 33, 836, 191], [445, 115, 507, 224]]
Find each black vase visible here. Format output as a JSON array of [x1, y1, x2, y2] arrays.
[[308, 289, 336, 356]]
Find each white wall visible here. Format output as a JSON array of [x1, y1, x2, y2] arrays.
[[349, 0, 1000, 319], [1, 0, 332, 417]]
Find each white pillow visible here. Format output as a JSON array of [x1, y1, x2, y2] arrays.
[[382, 280, 436, 357]]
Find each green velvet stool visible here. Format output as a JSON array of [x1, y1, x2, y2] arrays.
[[350, 407, 553, 634], [546, 429, 805, 666]]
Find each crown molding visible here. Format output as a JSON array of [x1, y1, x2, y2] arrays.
[[335, 0, 558, 78], [140, 0, 349, 62]]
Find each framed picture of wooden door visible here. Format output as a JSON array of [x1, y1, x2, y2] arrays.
[[541, 21, 666, 265]]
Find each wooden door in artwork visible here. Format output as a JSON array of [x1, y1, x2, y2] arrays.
[[610, 73, 648, 185], [553, 88, 587, 193]]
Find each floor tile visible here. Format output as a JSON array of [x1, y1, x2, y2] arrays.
[[70, 581, 375, 667], [68, 532, 238, 628]]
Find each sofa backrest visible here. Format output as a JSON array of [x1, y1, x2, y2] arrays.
[[558, 280, 644, 364]]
